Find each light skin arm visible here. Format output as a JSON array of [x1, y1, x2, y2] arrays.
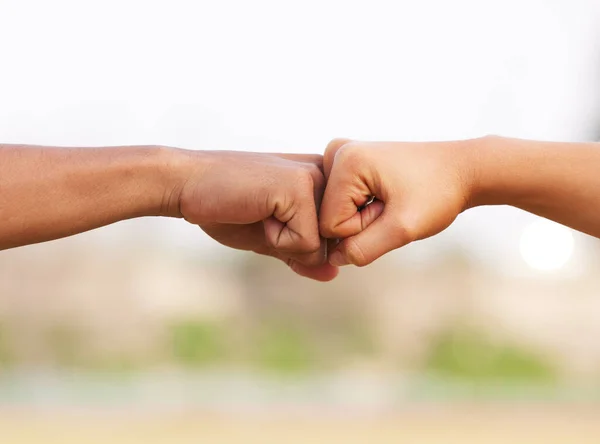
[[319, 136, 600, 267], [470, 136, 600, 236], [0, 144, 338, 281]]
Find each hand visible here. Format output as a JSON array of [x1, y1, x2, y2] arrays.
[[319, 138, 475, 267], [175, 150, 339, 281]]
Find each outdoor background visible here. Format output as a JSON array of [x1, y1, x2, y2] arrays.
[[1, 0, 600, 442]]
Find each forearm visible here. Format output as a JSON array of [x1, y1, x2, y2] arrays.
[[0, 144, 184, 250], [468, 136, 600, 238]]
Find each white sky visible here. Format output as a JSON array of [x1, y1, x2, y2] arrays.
[[1, 0, 599, 274]]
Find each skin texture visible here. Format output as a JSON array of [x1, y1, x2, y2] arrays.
[[320, 136, 600, 267], [4, 136, 600, 278], [0, 145, 337, 281], [176, 150, 338, 281]]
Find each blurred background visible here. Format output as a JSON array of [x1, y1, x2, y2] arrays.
[[1, 0, 600, 442]]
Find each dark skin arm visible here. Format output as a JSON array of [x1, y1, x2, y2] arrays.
[[0, 144, 338, 281]]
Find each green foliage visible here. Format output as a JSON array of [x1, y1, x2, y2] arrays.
[[169, 320, 227, 368], [253, 322, 317, 375], [343, 323, 377, 356], [0, 323, 14, 368], [168, 316, 375, 375], [427, 329, 556, 382]]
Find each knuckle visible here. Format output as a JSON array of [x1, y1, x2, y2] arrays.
[[335, 142, 366, 166], [299, 233, 321, 254], [291, 170, 322, 205], [292, 167, 315, 190], [325, 138, 351, 154], [308, 162, 325, 181], [300, 162, 325, 187], [319, 218, 337, 239], [297, 249, 325, 267], [311, 170, 326, 192]]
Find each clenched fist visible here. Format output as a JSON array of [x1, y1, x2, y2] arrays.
[[319, 138, 474, 267], [5, 136, 600, 280], [319, 135, 600, 268], [176, 150, 339, 281]]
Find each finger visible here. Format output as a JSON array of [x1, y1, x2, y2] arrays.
[[305, 162, 326, 214], [286, 236, 327, 267], [289, 260, 339, 281], [328, 210, 411, 267], [264, 172, 321, 255], [265, 250, 338, 281], [322, 199, 384, 240], [296, 164, 327, 266], [319, 148, 376, 239], [323, 138, 352, 179], [273, 157, 326, 212]]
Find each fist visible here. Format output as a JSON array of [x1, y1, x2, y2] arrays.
[[319, 138, 475, 267], [177, 150, 339, 281]]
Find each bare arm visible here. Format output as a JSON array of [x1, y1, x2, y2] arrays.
[[469, 136, 600, 239], [0, 144, 337, 281], [0, 144, 178, 250], [319, 136, 600, 267]]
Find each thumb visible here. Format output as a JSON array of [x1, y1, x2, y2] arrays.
[[328, 209, 412, 267], [320, 142, 382, 239]]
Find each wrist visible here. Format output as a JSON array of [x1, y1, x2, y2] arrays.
[[147, 146, 208, 218], [461, 135, 512, 209]]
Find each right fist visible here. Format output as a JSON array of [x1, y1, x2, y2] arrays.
[[173, 150, 338, 281]]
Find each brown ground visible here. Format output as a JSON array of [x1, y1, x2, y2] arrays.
[[0, 404, 599, 444]]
